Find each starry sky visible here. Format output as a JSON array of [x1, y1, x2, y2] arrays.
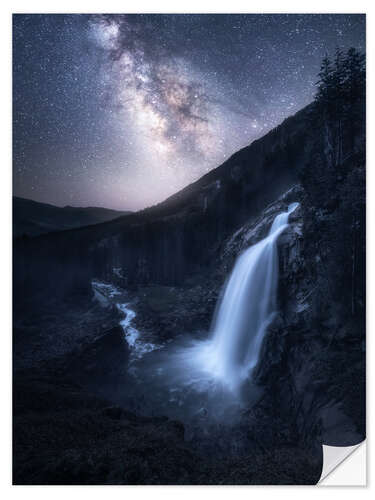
[[13, 14, 365, 211]]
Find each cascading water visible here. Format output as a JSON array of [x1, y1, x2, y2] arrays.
[[90, 203, 299, 424], [193, 202, 299, 392], [107, 203, 299, 421]]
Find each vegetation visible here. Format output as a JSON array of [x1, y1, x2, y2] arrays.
[[299, 47, 365, 323]]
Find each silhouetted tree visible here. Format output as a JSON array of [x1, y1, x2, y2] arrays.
[[300, 48, 365, 320]]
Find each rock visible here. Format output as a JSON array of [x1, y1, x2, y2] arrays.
[[195, 407, 208, 418], [66, 325, 130, 390], [103, 406, 124, 420]]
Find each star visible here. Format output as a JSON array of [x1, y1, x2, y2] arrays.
[[13, 13, 365, 210]]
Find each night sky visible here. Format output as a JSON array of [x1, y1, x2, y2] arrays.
[[13, 14, 365, 210]]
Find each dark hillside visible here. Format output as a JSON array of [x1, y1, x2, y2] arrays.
[[14, 105, 312, 307], [13, 196, 131, 238]]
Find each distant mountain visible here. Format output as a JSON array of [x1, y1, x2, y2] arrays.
[[14, 105, 312, 299], [13, 197, 131, 237]]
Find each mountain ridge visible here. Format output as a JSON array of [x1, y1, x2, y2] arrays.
[[13, 196, 132, 238], [19, 103, 312, 243], [14, 102, 313, 302]]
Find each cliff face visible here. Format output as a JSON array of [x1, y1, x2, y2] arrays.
[[183, 179, 364, 451], [14, 106, 312, 306], [218, 180, 365, 450]]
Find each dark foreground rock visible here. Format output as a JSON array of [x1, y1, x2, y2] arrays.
[[13, 371, 322, 485]]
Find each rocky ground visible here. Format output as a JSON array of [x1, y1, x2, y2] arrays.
[[13, 293, 122, 371], [13, 357, 322, 484]]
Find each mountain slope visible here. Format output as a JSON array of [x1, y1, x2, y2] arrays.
[[13, 197, 131, 238], [14, 104, 314, 303]]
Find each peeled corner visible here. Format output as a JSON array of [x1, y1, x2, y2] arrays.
[[318, 441, 366, 486]]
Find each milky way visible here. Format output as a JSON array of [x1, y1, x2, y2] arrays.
[[13, 14, 365, 210]]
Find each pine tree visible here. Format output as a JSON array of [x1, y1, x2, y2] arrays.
[[332, 47, 346, 164], [343, 48, 366, 150], [299, 49, 366, 320], [315, 55, 333, 111]]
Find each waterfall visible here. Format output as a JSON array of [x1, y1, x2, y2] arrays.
[[122, 203, 299, 407], [201, 202, 299, 391]]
